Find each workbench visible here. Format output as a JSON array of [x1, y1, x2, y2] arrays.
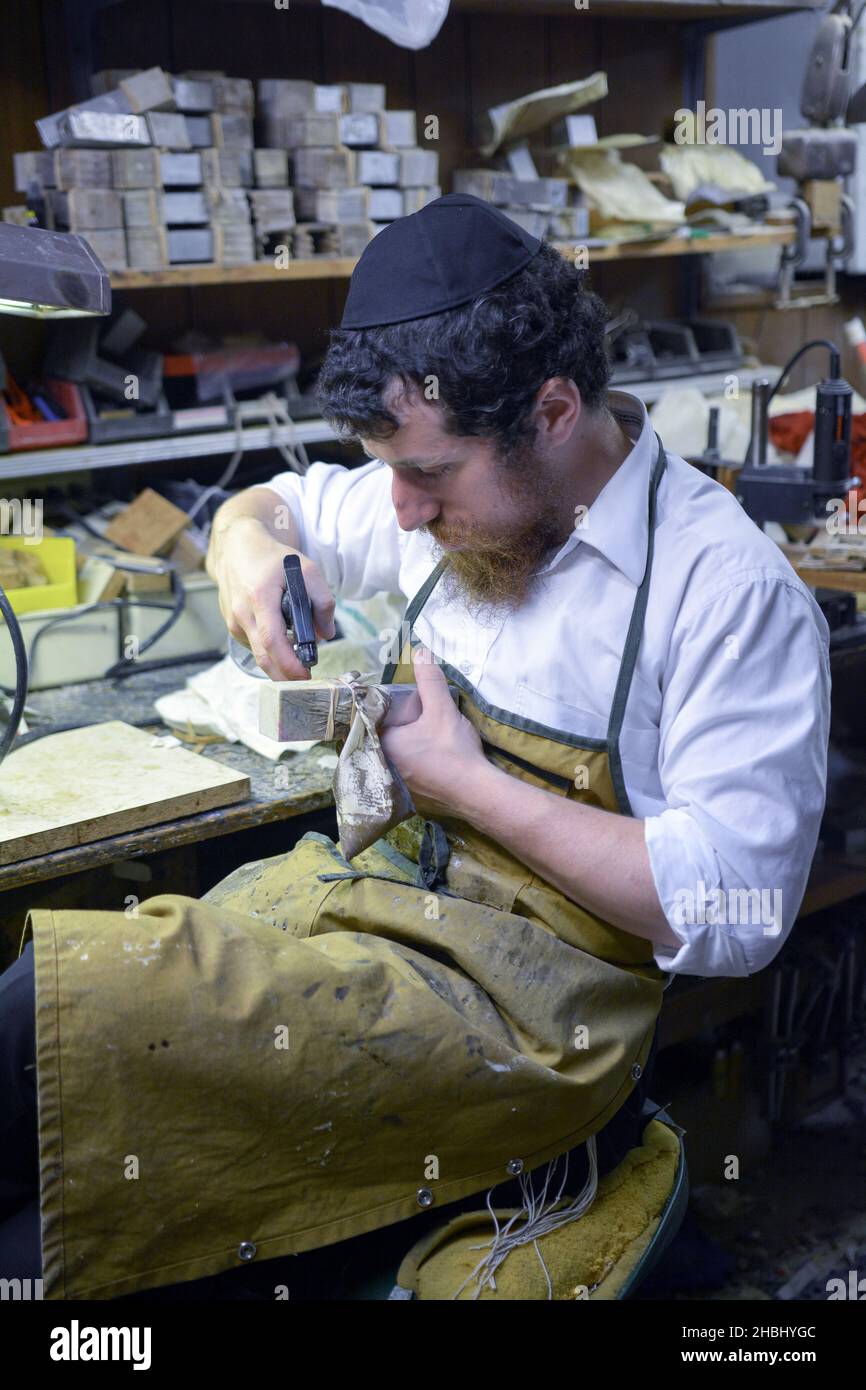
[[0, 658, 339, 965]]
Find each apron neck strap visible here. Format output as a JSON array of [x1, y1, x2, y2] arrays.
[[605, 430, 667, 752]]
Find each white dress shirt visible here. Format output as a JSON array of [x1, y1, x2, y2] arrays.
[[260, 389, 831, 980]]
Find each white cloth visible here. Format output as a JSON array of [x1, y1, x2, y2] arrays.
[[260, 389, 831, 979]]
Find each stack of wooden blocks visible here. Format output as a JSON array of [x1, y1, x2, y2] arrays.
[[9, 65, 441, 270], [452, 168, 589, 243], [257, 80, 440, 258]]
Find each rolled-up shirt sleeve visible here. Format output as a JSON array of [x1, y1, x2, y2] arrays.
[[258, 458, 402, 601], [644, 571, 831, 978]]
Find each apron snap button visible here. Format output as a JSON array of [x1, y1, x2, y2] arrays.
[[632, 1063, 642, 1080], [416, 1188, 435, 1208], [238, 1241, 257, 1261], [506, 1158, 524, 1176]]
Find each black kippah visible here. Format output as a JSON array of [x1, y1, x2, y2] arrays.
[[340, 192, 543, 330]]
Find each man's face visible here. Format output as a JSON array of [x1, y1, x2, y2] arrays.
[[361, 387, 570, 618]]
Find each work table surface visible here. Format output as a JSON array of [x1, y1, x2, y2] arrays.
[[0, 659, 337, 892]]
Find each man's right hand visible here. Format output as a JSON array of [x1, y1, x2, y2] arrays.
[[208, 516, 337, 681]]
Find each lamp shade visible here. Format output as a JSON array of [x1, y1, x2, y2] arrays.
[[0, 222, 111, 319]]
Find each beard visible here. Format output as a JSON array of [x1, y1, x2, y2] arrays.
[[421, 443, 570, 620]]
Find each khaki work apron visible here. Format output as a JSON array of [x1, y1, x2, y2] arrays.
[[21, 435, 670, 1302]]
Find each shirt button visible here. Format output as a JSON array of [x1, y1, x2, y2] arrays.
[[238, 1241, 257, 1260], [459, 661, 472, 675]]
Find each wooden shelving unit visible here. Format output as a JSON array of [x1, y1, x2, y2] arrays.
[[108, 226, 795, 291]]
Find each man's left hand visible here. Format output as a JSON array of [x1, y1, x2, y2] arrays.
[[380, 644, 486, 819]]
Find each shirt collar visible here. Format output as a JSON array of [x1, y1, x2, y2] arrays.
[[538, 388, 657, 587]]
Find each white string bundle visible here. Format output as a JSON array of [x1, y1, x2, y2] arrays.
[[452, 1135, 599, 1301]]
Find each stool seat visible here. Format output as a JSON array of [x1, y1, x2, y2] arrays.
[[330, 1101, 687, 1301]]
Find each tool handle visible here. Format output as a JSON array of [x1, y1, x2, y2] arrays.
[[281, 553, 318, 667]]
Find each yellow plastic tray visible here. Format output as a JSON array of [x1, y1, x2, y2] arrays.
[[0, 536, 78, 615]]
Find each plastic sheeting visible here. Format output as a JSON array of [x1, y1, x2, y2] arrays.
[[322, 0, 449, 51]]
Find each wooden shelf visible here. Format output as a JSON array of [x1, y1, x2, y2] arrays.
[[110, 258, 357, 290], [109, 226, 795, 291]]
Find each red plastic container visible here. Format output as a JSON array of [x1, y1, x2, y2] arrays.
[[0, 378, 88, 452]]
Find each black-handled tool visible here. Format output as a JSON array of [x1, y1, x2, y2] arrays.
[[281, 553, 317, 669], [229, 552, 318, 678]]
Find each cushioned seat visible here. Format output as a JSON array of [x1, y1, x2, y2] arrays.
[[386, 1107, 688, 1301]]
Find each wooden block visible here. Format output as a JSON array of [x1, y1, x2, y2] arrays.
[[206, 187, 251, 224], [332, 221, 375, 256], [369, 188, 403, 221], [79, 228, 128, 269], [253, 149, 289, 188], [104, 489, 190, 557], [314, 85, 347, 113], [160, 152, 203, 186], [167, 227, 214, 262], [214, 225, 255, 264], [293, 148, 356, 189], [282, 113, 340, 148], [382, 110, 417, 148], [213, 76, 254, 115], [111, 147, 161, 188], [77, 552, 126, 604], [0, 721, 250, 866], [248, 189, 295, 232], [347, 83, 386, 114], [295, 186, 369, 222], [172, 77, 214, 113], [201, 147, 252, 186], [212, 113, 254, 149], [121, 188, 164, 227], [185, 115, 213, 147], [13, 150, 57, 192], [56, 111, 150, 147], [339, 113, 381, 148], [357, 150, 400, 185], [50, 188, 122, 230], [402, 186, 441, 216], [54, 148, 112, 190], [258, 79, 315, 112], [163, 190, 208, 224], [120, 66, 176, 114], [125, 225, 169, 269], [146, 112, 191, 149], [259, 681, 459, 743], [399, 148, 439, 187], [125, 568, 172, 594]]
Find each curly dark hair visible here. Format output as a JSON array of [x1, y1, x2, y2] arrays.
[[316, 241, 612, 456]]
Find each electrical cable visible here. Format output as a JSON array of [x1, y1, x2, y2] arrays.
[[744, 338, 840, 465], [185, 390, 311, 525], [0, 580, 28, 767]]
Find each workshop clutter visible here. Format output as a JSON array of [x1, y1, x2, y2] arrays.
[[6, 66, 440, 267], [0, 485, 224, 690], [0, 306, 310, 450]]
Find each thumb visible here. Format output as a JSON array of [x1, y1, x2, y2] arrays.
[[412, 643, 449, 708]]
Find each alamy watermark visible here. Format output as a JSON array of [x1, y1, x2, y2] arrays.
[[674, 101, 783, 158], [672, 879, 782, 936], [0, 497, 43, 544]]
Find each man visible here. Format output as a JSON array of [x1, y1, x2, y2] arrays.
[[0, 196, 830, 1301]]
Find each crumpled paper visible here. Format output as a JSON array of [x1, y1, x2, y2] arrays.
[[328, 671, 416, 860]]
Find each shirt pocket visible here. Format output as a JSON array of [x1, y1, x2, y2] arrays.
[[514, 680, 660, 774]]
